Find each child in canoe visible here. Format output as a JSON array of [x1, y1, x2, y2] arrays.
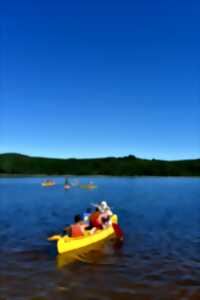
[[68, 215, 88, 238], [89, 202, 113, 233]]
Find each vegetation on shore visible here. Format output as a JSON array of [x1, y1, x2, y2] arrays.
[[0, 153, 199, 176]]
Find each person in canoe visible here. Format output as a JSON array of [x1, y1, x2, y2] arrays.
[[42, 179, 55, 186], [91, 201, 113, 218], [64, 177, 69, 184], [88, 201, 113, 232], [99, 201, 113, 215], [64, 177, 71, 189], [67, 214, 88, 238], [88, 208, 111, 234]]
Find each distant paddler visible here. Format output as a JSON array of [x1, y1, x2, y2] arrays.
[[42, 179, 55, 187], [80, 181, 97, 189], [64, 176, 71, 190]]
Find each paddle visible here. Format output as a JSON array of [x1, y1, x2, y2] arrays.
[[48, 225, 70, 241], [48, 234, 62, 241], [112, 223, 124, 241], [48, 234, 70, 241]]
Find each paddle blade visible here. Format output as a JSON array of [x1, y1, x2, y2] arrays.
[[48, 235, 62, 241], [112, 223, 124, 240]]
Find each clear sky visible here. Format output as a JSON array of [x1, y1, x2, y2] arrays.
[[1, 0, 200, 160]]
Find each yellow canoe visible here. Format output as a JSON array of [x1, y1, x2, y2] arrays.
[[50, 215, 118, 254], [42, 181, 55, 187], [56, 240, 110, 268], [80, 184, 97, 189]]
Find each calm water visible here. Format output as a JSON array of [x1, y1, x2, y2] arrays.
[[1, 176, 200, 300]]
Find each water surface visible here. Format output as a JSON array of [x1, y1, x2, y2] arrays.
[[1, 176, 200, 299]]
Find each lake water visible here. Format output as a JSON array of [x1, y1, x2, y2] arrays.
[[0, 176, 200, 300]]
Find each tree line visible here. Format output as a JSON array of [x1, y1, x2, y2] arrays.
[[0, 153, 200, 176]]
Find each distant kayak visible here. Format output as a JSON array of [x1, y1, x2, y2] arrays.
[[80, 183, 97, 189], [80, 184, 97, 189], [41, 181, 55, 187], [64, 184, 71, 190]]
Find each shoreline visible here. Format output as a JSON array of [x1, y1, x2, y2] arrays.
[[0, 174, 200, 179]]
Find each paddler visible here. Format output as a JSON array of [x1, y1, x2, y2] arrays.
[[89, 203, 112, 233], [64, 176, 69, 185], [68, 215, 88, 237], [99, 201, 113, 216], [89, 207, 103, 230]]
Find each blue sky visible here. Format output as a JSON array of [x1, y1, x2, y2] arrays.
[[1, 0, 200, 160]]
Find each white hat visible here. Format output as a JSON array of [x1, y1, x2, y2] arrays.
[[91, 201, 110, 212], [99, 201, 111, 212], [100, 201, 108, 209]]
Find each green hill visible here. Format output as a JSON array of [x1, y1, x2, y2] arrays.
[[0, 153, 200, 176]]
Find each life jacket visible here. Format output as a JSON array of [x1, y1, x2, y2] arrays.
[[89, 211, 102, 229], [70, 223, 84, 237]]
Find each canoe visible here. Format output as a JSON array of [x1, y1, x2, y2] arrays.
[[55, 215, 118, 254], [42, 181, 55, 187], [56, 240, 109, 268], [80, 184, 97, 189]]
